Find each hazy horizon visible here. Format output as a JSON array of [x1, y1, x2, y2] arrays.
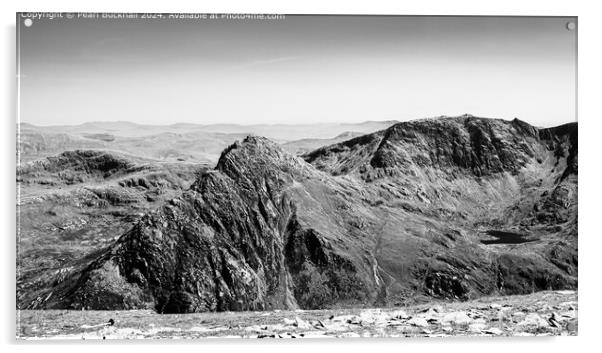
[[19, 114, 576, 129], [18, 15, 577, 128]]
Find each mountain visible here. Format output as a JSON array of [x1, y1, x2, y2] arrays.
[[21, 116, 577, 312]]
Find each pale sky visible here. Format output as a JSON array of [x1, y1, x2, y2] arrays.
[[18, 15, 577, 127]]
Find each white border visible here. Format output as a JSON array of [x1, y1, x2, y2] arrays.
[[3, 1, 601, 352]]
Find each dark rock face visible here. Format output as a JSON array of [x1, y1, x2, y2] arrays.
[[306, 116, 542, 177], [37, 116, 577, 312]]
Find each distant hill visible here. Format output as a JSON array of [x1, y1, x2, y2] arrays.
[[19, 120, 398, 139], [282, 131, 365, 155], [18, 120, 397, 163]]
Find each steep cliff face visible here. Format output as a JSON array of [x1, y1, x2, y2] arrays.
[[37, 116, 577, 312], [306, 116, 543, 176]]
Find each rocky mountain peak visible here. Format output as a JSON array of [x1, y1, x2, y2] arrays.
[[305, 116, 573, 180], [210, 135, 317, 190], [373, 116, 537, 173]]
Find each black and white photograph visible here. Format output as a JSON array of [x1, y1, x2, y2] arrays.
[[15, 13, 578, 340]]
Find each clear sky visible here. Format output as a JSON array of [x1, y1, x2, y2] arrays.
[[18, 15, 577, 127]]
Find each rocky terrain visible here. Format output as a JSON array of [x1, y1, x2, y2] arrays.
[[17, 290, 577, 339], [16, 115, 577, 317], [17, 150, 207, 309]]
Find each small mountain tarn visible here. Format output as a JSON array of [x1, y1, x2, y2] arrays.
[[18, 115, 577, 313], [481, 230, 539, 245]]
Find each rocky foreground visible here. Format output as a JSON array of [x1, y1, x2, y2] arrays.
[[18, 290, 577, 339]]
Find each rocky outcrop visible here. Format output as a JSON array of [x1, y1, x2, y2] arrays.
[[16, 151, 203, 310], [18, 150, 138, 185], [33, 116, 577, 312]]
